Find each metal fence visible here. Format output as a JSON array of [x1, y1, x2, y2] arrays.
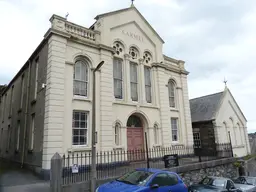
[[62, 143, 232, 185]]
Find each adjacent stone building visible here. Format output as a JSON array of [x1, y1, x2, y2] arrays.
[[0, 5, 193, 177], [190, 86, 251, 157]]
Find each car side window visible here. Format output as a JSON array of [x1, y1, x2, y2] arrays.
[[227, 180, 235, 190], [166, 173, 179, 186], [150, 173, 169, 187]]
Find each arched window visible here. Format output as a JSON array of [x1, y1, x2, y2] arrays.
[[73, 60, 89, 96], [127, 115, 142, 127], [129, 46, 140, 101], [237, 123, 242, 145], [168, 80, 176, 108], [143, 51, 152, 64], [114, 122, 121, 145], [154, 124, 159, 144], [113, 41, 124, 99], [223, 122, 229, 143], [229, 117, 236, 145], [129, 46, 139, 60]]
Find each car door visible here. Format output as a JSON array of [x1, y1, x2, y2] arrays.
[[149, 173, 171, 192], [226, 180, 240, 192]]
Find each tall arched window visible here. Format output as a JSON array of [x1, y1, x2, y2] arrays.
[[113, 41, 124, 99], [168, 80, 176, 108], [229, 117, 236, 146], [114, 122, 121, 145], [237, 123, 242, 145], [73, 60, 89, 96], [154, 124, 159, 144], [223, 122, 229, 143], [129, 47, 140, 101]]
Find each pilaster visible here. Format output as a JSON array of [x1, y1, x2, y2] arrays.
[[124, 54, 131, 102], [99, 49, 114, 150], [156, 67, 170, 146], [42, 34, 67, 170], [139, 59, 146, 104]]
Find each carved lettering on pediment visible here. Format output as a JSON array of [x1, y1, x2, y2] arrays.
[[122, 30, 144, 42]]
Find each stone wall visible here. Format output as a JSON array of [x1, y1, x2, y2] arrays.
[[62, 158, 238, 192], [179, 162, 237, 186]]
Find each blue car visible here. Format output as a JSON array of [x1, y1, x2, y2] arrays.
[[96, 168, 188, 192]]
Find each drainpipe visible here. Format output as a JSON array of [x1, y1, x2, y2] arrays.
[[21, 60, 31, 168]]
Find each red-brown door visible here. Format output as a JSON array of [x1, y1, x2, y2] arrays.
[[127, 128, 144, 161]]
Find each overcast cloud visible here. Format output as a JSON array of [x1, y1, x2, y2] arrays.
[[0, 0, 255, 132]]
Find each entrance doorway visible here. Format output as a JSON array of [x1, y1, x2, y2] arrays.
[[126, 114, 145, 161]]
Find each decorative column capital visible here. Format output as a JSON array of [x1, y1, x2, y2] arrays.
[[139, 58, 144, 64], [124, 54, 130, 60]]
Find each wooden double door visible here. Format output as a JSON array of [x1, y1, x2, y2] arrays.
[[127, 127, 145, 161]]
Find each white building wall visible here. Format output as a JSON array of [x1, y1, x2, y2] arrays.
[[42, 8, 193, 169], [215, 89, 250, 157]]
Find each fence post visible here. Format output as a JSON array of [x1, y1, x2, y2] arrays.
[[50, 152, 63, 192]]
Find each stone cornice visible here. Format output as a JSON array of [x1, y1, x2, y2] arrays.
[[152, 62, 189, 75]]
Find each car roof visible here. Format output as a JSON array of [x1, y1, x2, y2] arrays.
[[135, 168, 177, 175], [207, 176, 229, 180]]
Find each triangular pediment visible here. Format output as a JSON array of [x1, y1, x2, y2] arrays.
[[95, 6, 164, 44], [110, 21, 156, 47]]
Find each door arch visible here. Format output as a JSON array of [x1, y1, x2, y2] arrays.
[[126, 114, 144, 152]]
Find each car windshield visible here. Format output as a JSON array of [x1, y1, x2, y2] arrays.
[[116, 170, 153, 186], [199, 177, 226, 188], [234, 177, 255, 185]]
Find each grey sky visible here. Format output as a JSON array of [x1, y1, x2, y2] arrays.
[[0, 0, 255, 132]]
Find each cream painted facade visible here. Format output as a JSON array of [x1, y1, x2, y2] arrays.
[[0, 5, 193, 173], [214, 88, 250, 157]]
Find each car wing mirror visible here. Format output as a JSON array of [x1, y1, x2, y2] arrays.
[[151, 184, 159, 189]]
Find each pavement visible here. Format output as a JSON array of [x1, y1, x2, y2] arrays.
[[0, 161, 50, 192]]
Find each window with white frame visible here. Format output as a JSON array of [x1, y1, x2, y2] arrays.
[[72, 111, 88, 146], [114, 122, 121, 145], [154, 124, 159, 144], [113, 58, 123, 99], [171, 118, 178, 142], [16, 121, 20, 151], [144, 67, 152, 103], [168, 80, 176, 108], [193, 132, 201, 148], [73, 60, 89, 97], [29, 114, 35, 150], [130, 62, 138, 101], [34, 58, 39, 99]]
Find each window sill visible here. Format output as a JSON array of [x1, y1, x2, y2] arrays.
[[171, 142, 181, 146], [170, 108, 179, 112], [31, 99, 36, 105], [73, 95, 91, 102], [153, 144, 162, 148], [113, 101, 159, 109], [68, 146, 91, 153], [113, 146, 125, 150]]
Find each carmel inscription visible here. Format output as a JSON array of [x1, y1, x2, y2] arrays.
[[122, 30, 144, 42]]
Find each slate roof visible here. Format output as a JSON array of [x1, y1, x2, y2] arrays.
[[190, 91, 223, 123]]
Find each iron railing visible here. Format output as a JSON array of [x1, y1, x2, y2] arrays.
[[62, 143, 232, 185]]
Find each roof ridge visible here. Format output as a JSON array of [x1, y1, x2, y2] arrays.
[[190, 91, 223, 101]]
